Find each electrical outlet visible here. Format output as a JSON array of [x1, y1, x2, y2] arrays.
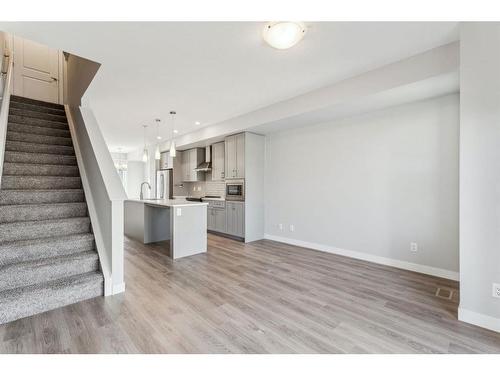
[[289, 224, 295, 232], [176, 208, 182, 216], [492, 283, 500, 299], [278, 224, 283, 231], [410, 242, 418, 252]]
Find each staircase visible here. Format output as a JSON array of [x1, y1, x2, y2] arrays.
[[0, 95, 104, 324]]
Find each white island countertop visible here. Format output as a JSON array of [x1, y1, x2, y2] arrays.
[[125, 199, 208, 260], [127, 198, 209, 207]]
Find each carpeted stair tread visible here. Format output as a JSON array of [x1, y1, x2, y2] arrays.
[[3, 162, 79, 177], [7, 122, 71, 138], [9, 101, 66, 116], [0, 95, 103, 325], [8, 115, 69, 130], [5, 140, 74, 155], [6, 131, 73, 147], [1, 175, 82, 190], [0, 189, 85, 205], [10, 95, 65, 110], [9, 108, 67, 123], [0, 217, 91, 243], [0, 251, 99, 293], [0, 271, 103, 324], [0, 202, 88, 223], [4, 151, 76, 165], [0, 233, 95, 267]]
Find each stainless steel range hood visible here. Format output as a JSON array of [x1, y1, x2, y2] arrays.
[[194, 146, 212, 172]]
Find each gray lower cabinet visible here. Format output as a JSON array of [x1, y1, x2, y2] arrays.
[[226, 201, 245, 238], [207, 208, 226, 233]]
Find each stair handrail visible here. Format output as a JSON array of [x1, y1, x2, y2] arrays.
[[0, 52, 13, 188], [65, 105, 127, 296]]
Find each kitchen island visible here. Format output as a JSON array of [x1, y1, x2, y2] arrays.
[[124, 199, 208, 259]]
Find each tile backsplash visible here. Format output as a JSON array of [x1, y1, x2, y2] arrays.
[[185, 172, 225, 198]]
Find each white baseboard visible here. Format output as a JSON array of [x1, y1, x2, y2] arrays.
[[264, 234, 459, 281], [458, 307, 500, 333], [112, 282, 126, 295]]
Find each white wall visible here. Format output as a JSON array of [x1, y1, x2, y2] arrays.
[[458, 23, 500, 332], [265, 94, 459, 277], [126, 161, 145, 199]]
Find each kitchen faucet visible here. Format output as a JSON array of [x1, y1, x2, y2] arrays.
[[140, 182, 151, 200]]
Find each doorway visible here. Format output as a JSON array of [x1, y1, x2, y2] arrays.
[[12, 36, 63, 104]]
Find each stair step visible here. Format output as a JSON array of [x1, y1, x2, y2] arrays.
[[9, 101, 66, 116], [1, 175, 82, 190], [0, 251, 99, 293], [0, 202, 88, 224], [8, 122, 71, 138], [6, 131, 73, 147], [0, 217, 91, 243], [5, 141, 75, 156], [8, 115, 69, 130], [0, 271, 103, 324], [0, 189, 85, 205], [10, 95, 64, 110], [0, 233, 95, 267], [3, 163, 79, 177], [9, 108, 67, 123], [4, 151, 76, 165]]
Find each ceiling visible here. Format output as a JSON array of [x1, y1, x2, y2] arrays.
[[0, 22, 459, 152]]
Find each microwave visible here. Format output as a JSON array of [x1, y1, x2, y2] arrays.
[[225, 180, 245, 201]]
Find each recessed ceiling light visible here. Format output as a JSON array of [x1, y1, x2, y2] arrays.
[[156, 136, 162, 140], [263, 22, 306, 50], [173, 129, 179, 134], [195, 121, 201, 125]]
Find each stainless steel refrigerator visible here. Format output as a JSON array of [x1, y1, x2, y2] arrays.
[[156, 170, 173, 200]]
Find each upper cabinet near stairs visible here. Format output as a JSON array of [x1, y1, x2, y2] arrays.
[[225, 133, 245, 179]]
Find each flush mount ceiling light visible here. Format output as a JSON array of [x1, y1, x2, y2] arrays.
[[262, 22, 306, 50]]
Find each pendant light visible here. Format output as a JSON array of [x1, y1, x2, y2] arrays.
[[154, 118, 161, 160], [142, 125, 148, 162], [169, 111, 177, 157]]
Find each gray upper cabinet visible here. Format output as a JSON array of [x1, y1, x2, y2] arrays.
[[226, 201, 244, 238], [211, 142, 225, 181], [225, 133, 245, 179], [159, 151, 173, 170], [180, 148, 205, 182]]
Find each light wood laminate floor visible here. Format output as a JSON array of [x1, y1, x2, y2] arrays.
[[1, 234, 499, 353]]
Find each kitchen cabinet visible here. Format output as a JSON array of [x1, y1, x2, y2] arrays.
[[207, 207, 226, 233], [225, 133, 245, 179], [226, 201, 244, 238], [159, 151, 173, 170], [211, 142, 225, 181], [181, 148, 205, 182]]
